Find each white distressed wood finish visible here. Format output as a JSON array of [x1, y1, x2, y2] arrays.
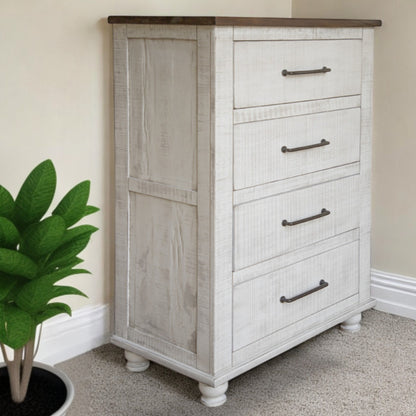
[[234, 162, 360, 206], [232, 296, 366, 366], [129, 193, 197, 353], [199, 382, 228, 407], [126, 327, 196, 367], [210, 27, 234, 374], [233, 229, 359, 286], [340, 313, 362, 333], [125, 350, 150, 372], [128, 177, 197, 206], [127, 24, 197, 40], [234, 108, 361, 189], [234, 175, 360, 270], [113, 299, 376, 386], [128, 37, 197, 191], [234, 27, 362, 41], [359, 29, 374, 302], [113, 25, 129, 339], [234, 95, 361, 124], [196, 27, 212, 373], [233, 241, 359, 350], [234, 39, 362, 108], [111, 22, 377, 406]]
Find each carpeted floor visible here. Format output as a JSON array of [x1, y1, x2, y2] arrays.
[[57, 309, 416, 416]]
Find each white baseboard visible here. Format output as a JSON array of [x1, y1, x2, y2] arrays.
[[371, 268, 416, 320], [1, 304, 111, 366]]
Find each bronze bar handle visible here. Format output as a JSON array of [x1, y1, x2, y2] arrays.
[[281, 139, 330, 153], [282, 66, 331, 76], [280, 280, 329, 303], [282, 208, 330, 227]]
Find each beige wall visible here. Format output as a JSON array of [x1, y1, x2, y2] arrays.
[[293, 0, 416, 278], [0, 1, 291, 311]]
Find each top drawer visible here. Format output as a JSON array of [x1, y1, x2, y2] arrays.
[[234, 39, 362, 108]]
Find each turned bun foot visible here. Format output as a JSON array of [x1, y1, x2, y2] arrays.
[[199, 381, 228, 407], [124, 350, 150, 372], [340, 313, 362, 333]]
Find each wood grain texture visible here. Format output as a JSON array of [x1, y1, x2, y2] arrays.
[[234, 107, 361, 190], [233, 241, 359, 350], [233, 229, 359, 286], [112, 335, 215, 385], [129, 194, 197, 353], [234, 27, 362, 41], [234, 39, 362, 108], [233, 95, 360, 124], [210, 27, 234, 374], [234, 175, 360, 270], [196, 26, 212, 373], [127, 24, 197, 40], [232, 296, 365, 367], [127, 327, 197, 367], [128, 177, 197, 206], [233, 161, 360, 206], [108, 16, 382, 28], [112, 299, 376, 387], [359, 29, 374, 302], [128, 37, 197, 191], [113, 24, 129, 339]]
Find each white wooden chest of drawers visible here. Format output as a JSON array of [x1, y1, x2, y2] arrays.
[[108, 16, 381, 407]]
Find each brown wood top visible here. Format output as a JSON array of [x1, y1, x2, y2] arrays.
[[107, 16, 382, 28]]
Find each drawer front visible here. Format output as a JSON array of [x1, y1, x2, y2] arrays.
[[234, 39, 362, 108], [234, 107, 361, 190], [234, 175, 359, 270], [233, 241, 359, 351]]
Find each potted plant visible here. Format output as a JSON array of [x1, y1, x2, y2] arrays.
[[0, 159, 99, 415]]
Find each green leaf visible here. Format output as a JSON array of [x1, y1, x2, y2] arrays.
[[15, 268, 89, 314], [41, 257, 84, 274], [61, 225, 98, 245], [84, 205, 99, 217], [0, 186, 14, 220], [0, 248, 38, 279], [0, 303, 35, 349], [57, 256, 84, 269], [52, 181, 90, 227], [0, 273, 19, 301], [35, 302, 72, 325], [45, 233, 93, 271], [20, 215, 66, 259], [14, 160, 56, 231], [0, 217, 20, 248]]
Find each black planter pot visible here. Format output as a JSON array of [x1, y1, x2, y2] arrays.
[[0, 362, 74, 416]]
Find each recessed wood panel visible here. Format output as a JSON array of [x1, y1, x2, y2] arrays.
[[129, 193, 197, 353], [128, 38, 197, 190]]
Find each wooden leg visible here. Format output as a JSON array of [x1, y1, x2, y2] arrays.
[[198, 382, 228, 407], [124, 350, 150, 372], [340, 313, 362, 333]]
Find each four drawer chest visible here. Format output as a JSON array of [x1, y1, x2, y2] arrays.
[[108, 16, 382, 407]]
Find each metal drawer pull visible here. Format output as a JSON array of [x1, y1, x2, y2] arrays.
[[281, 139, 330, 153], [280, 280, 329, 303], [281, 66, 331, 76], [282, 208, 330, 227]]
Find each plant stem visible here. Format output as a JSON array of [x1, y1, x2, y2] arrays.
[[20, 338, 35, 401], [5, 339, 35, 403], [9, 347, 23, 403]]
